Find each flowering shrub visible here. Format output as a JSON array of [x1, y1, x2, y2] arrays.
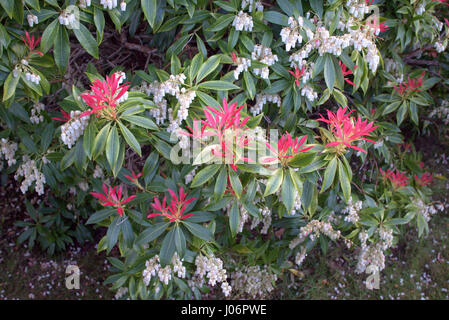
[[0, 0, 448, 299]]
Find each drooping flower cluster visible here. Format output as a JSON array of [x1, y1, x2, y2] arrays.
[[230, 265, 278, 299], [232, 11, 253, 32], [263, 132, 313, 164], [250, 94, 281, 116], [0, 138, 18, 167], [53, 110, 90, 149], [380, 168, 409, 189], [14, 155, 46, 195], [231, 52, 251, 80], [280, 16, 305, 52], [289, 219, 342, 250], [318, 107, 378, 153], [342, 197, 363, 224], [241, 0, 263, 12], [100, 0, 126, 10], [148, 186, 195, 222], [30, 102, 45, 124], [251, 45, 278, 79], [80, 73, 130, 119], [79, 0, 92, 8], [250, 207, 272, 234], [58, 10, 77, 27], [345, 0, 371, 19], [90, 183, 136, 216], [142, 253, 186, 287], [189, 254, 231, 297], [142, 73, 193, 126], [27, 14, 38, 27]]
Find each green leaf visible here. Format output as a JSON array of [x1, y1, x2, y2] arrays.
[[141, 0, 158, 28], [229, 201, 240, 238], [2, 72, 20, 102], [118, 121, 141, 156], [338, 159, 351, 202], [122, 115, 158, 130], [409, 101, 419, 125], [214, 166, 227, 201], [191, 164, 221, 188], [321, 157, 337, 193], [106, 126, 120, 176], [160, 228, 176, 265], [136, 222, 170, 245], [40, 19, 59, 53], [264, 168, 284, 196], [73, 23, 99, 59], [206, 14, 234, 32], [281, 169, 295, 213], [324, 54, 335, 90], [86, 208, 116, 225], [189, 54, 203, 84], [288, 152, 315, 167], [243, 71, 256, 100], [396, 101, 408, 126], [106, 217, 121, 253], [93, 123, 111, 160], [54, 25, 70, 72], [182, 221, 213, 242], [174, 225, 186, 257], [83, 121, 96, 159], [196, 55, 221, 83], [198, 81, 239, 91], [228, 169, 243, 198]]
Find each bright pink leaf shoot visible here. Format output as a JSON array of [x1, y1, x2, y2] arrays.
[[380, 169, 409, 189], [124, 171, 143, 184], [339, 61, 356, 86], [180, 98, 252, 171], [415, 172, 433, 187], [21, 32, 43, 56], [318, 107, 378, 154], [263, 132, 313, 165], [52, 108, 71, 122], [148, 186, 196, 222], [79, 73, 130, 119], [288, 67, 305, 87], [91, 183, 136, 217], [393, 72, 425, 96]]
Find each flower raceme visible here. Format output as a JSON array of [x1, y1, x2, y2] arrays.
[[380, 169, 409, 189], [263, 133, 313, 164], [318, 107, 377, 153], [80, 73, 130, 119], [148, 187, 195, 222], [180, 98, 252, 170], [393, 72, 425, 96], [91, 183, 136, 217]]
